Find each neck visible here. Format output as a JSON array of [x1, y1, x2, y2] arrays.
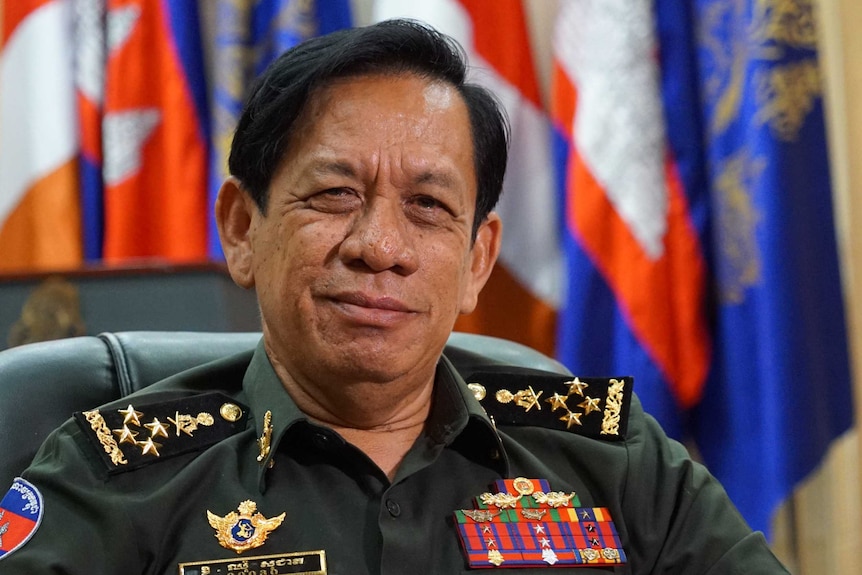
[[266, 348, 435, 480]]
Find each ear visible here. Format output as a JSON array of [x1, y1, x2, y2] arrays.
[[215, 176, 257, 289], [460, 212, 503, 314]]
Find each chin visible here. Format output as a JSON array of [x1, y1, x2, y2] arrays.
[[317, 356, 409, 385], [328, 340, 434, 383]]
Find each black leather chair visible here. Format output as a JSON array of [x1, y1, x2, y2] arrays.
[[0, 331, 569, 489]]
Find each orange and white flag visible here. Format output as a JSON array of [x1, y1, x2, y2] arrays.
[[0, 0, 82, 271]]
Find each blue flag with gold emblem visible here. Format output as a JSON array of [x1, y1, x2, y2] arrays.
[[661, 0, 853, 535], [207, 0, 353, 258], [555, 0, 852, 537]]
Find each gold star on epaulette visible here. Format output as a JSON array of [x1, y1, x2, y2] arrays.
[[118, 405, 143, 426], [112, 425, 139, 445], [139, 437, 162, 457], [560, 411, 582, 429], [546, 393, 569, 411], [565, 377, 589, 397], [144, 418, 170, 438], [578, 396, 601, 416]]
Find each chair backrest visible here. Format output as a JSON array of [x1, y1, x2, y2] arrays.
[[0, 331, 569, 488]]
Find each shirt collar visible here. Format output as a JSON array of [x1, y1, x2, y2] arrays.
[[243, 339, 510, 489], [432, 355, 509, 471], [242, 340, 309, 490]]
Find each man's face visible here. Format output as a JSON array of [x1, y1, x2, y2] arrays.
[[220, 73, 500, 386]]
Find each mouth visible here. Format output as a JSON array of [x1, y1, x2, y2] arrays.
[[327, 292, 416, 327]]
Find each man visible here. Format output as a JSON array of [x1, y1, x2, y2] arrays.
[[1, 20, 787, 573]]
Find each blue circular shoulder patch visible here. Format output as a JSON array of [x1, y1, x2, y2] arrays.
[[0, 477, 44, 560]]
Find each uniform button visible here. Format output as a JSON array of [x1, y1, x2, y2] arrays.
[[385, 499, 401, 517]]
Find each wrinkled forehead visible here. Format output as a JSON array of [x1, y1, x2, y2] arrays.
[[300, 71, 466, 123], [288, 72, 475, 161]]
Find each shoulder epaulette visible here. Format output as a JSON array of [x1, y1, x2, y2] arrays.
[[463, 370, 633, 440], [74, 392, 249, 474]]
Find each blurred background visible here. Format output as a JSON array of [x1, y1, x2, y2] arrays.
[[1, 1, 860, 571]]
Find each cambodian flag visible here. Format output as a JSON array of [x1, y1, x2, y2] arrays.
[[101, 0, 209, 263]]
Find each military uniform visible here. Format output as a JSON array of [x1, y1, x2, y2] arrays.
[[1, 341, 788, 574]]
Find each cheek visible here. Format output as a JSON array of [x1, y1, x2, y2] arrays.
[[267, 224, 343, 301], [425, 244, 472, 305], [260, 219, 333, 270], [253, 222, 302, 295]]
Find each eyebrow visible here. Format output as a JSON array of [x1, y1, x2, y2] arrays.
[[310, 160, 357, 179], [415, 170, 458, 190], [308, 159, 461, 190]]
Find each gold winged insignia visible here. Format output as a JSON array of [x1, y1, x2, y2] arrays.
[[206, 500, 285, 554]]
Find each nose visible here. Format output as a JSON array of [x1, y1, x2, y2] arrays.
[[338, 196, 419, 275]]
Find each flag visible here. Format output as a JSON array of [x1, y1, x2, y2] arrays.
[[373, 0, 563, 356], [687, 0, 853, 536], [207, 0, 353, 259], [553, 0, 710, 440], [554, 0, 853, 536], [75, 0, 106, 261], [101, 0, 209, 263], [0, 0, 82, 271]]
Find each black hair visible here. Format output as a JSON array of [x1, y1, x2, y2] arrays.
[[228, 18, 509, 236]]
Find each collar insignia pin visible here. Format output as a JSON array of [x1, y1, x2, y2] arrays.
[[206, 500, 285, 554], [257, 410, 273, 466]]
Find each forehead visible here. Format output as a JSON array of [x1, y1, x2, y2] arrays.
[[290, 72, 474, 155]]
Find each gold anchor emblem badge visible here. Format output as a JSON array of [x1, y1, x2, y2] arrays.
[[206, 500, 285, 554]]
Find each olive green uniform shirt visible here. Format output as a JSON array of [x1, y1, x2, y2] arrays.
[[3, 342, 788, 574]]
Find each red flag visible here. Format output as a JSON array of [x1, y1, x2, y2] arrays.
[[101, 0, 207, 262]]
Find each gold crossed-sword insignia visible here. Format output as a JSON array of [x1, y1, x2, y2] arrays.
[[495, 386, 542, 411]]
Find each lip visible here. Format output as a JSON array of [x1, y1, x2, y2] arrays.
[[334, 292, 412, 312], [326, 291, 416, 326]]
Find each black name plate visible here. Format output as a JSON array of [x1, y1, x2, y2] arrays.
[[178, 550, 326, 575]]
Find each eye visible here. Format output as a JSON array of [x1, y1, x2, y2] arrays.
[[405, 194, 457, 226], [413, 195, 444, 210], [323, 188, 352, 198], [306, 188, 362, 213]]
